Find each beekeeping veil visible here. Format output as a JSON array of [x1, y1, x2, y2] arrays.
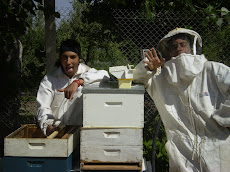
[[157, 28, 202, 60]]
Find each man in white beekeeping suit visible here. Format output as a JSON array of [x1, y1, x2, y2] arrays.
[[133, 28, 230, 172], [37, 39, 110, 136]]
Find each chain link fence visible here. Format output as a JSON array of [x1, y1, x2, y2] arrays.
[[111, 9, 230, 125], [0, 96, 20, 157]]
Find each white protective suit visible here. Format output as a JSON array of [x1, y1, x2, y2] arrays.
[[133, 28, 230, 172], [37, 63, 110, 135]]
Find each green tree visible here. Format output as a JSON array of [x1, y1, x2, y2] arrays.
[[57, 1, 139, 71], [0, 0, 43, 157], [0, 0, 43, 94], [21, 10, 46, 90], [203, 24, 230, 66]]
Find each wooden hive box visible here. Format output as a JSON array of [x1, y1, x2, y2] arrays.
[[80, 128, 143, 163], [4, 124, 80, 157]]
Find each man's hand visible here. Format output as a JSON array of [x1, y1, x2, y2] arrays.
[[58, 79, 84, 100], [144, 48, 165, 71]]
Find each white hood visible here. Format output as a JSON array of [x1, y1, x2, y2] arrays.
[[157, 28, 202, 60]]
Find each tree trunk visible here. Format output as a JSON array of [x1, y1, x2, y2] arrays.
[[45, 0, 56, 73]]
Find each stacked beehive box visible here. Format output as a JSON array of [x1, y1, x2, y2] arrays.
[[3, 124, 80, 172], [80, 82, 145, 171]]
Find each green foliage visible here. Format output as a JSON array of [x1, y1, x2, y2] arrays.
[[143, 114, 169, 171], [21, 11, 46, 90], [81, 0, 229, 28], [201, 6, 230, 27], [202, 25, 230, 66], [56, 1, 139, 71], [0, 0, 43, 54], [0, 0, 60, 91], [19, 114, 36, 125]]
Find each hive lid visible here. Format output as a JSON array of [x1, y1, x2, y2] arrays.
[[82, 81, 145, 94]]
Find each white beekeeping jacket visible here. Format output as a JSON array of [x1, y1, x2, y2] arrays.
[[37, 63, 110, 135], [133, 28, 230, 172]]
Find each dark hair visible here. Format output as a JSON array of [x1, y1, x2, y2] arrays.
[[167, 33, 193, 48], [55, 39, 82, 67]]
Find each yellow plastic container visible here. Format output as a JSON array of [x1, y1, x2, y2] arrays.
[[118, 79, 133, 89]]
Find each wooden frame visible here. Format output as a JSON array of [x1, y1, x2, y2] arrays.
[[81, 162, 142, 172]]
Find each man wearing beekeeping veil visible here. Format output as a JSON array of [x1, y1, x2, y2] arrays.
[[133, 28, 230, 172]]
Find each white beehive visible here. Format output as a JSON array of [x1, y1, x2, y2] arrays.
[[81, 82, 145, 164], [80, 128, 143, 162], [82, 82, 144, 127]]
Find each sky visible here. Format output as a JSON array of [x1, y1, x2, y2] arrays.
[[55, 0, 72, 9], [55, 0, 73, 27]]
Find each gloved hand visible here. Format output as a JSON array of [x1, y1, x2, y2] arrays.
[[46, 120, 61, 136], [42, 114, 61, 136]]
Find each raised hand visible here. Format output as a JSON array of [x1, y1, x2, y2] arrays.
[[143, 48, 165, 71]]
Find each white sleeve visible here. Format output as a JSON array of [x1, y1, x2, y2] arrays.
[[79, 68, 110, 84], [133, 59, 160, 87], [36, 75, 55, 135], [212, 64, 230, 127], [213, 95, 230, 127]]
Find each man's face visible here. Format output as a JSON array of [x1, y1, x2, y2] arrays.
[[169, 38, 192, 58], [60, 51, 80, 78]]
